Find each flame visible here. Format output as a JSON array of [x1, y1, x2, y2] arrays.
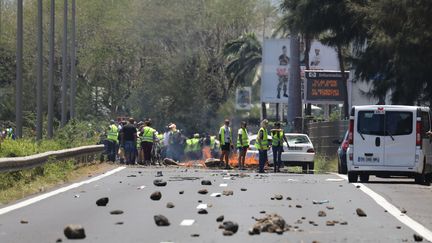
[[202, 146, 211, 160]]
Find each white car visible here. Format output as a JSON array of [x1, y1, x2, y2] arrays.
[[246, 133, 315, 172]]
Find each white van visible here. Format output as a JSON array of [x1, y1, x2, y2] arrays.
[[346, 105, 432, 184]]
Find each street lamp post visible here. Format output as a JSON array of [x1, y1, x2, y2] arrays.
[[36, 0, 43, 140], [61, 0, 68, 126], [16, 0, 23, 138], [70, 0, 76, 120], [48, 0, 55, 138]]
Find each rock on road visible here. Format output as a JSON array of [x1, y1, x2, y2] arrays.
[[0, 166, 431, 243]]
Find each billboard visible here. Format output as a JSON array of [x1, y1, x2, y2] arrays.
[[235, 87, 252, 110], [305, 70, 349, 104], [261, 39, 291, 103]]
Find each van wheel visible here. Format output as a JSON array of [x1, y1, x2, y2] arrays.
[[348, 172, 358, 183], [415, 161, 431, 186], [308, 162, 314, 174], [360, 174, 369, 183]]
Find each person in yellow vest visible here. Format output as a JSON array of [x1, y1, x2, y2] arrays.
[[271, 122, 288, 172], [191, 133, 202, 160], [140, 119, 157, 165], [256, 119, 269, 173], [237, 121, 249, 170], [219, 119, 234, 169], [106, 120, 119, 162]]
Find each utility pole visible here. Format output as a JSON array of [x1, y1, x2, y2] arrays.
[[16, 0, 23, 138], [36, 0, 43, 140], [61, 0, 68, 126], [48, 0, 55, 138], [287, 34, 302, 130], [70, 0, 76, 120]]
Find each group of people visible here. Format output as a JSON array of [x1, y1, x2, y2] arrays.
[[104, 117, 288, 173], [1, 127, 15, 140], [217, 119, 288, 173], [103, 118, 220, 165]]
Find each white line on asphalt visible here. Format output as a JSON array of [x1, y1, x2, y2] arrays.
[[336, 174, 432, 242], [0, 166, 126, 216]]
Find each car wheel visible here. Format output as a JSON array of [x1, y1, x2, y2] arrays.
[[308, 162, 314, 174], [302, 164, 308, 174], [348, 172, 358, 183], [359, 174, 369, 183], [337, 158, 342, 174], [340, 160, 348, 175], [415, 161, 431, 186]]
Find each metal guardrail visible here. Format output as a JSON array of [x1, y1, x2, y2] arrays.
[[0, 145, 104, 173]]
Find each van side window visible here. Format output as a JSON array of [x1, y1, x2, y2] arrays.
[[358, 111, 384, 135], [421, 111, 430, 138]]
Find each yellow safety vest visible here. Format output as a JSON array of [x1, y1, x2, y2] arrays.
[[141, 126, 155, 143], [272, 130, 284, 147], [236, 128, 249, 148], [107, 125, 118, 142], [219, 126, 232, 146], [255, 127, 269, 150]]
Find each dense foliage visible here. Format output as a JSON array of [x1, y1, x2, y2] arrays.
[[0, 0, 273, 137]]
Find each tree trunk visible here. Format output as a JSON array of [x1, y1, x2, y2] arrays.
[[36, 0, 43, 140], [261, 102, 267, 119], [47, 0, 55, 138], [61, 0, 68, 127], [69, 0, 76, 120], [16, 0, 23, 138], [287, 34, 302, 127], [304, 35, 312, 116], [337, 45, 349, 119]]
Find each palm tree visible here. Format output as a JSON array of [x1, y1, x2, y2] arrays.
[[223, 33, 262, 89], [223, 33, 267, 118]]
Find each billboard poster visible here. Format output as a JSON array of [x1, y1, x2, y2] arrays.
[[235, 87, 252, 110], [305, 71, 349, 104], [261, 39, 291, 103]]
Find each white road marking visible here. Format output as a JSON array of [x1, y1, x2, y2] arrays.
[[0, 166, 126, 216], [180, 219, 195, 226], [219, 183, 228, 187], [325, 178, 344, 182], [196, 204, 207, 209], [336, 174, 432, 242]]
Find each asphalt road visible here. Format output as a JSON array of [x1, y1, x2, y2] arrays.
[[0, 166, 431, 243]]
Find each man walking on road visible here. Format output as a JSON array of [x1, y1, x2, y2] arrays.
[[256, 119, 269, 173], [120, 118, 137, 165], [219, 119, 234, 169], [237, 121, 249, 170], [271, 122, 288, 172], [106, 120, 119, 162], [140, 119, 156, 165]]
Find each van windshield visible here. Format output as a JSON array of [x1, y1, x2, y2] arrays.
[[357, 111, 413, 136]]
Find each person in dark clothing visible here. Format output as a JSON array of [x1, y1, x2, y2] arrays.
[[120, 118, 137, 165], [140, 119, 156, 165]]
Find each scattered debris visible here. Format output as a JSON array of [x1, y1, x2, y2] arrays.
[[163, 158, 179, 166], [153, 179, 167, 187], [356, 208, 367, 217], [201, 180, 212, 186], [110, 210, 124, 215], [205, 158, 224, 167], [223, 230, 234, 236], [260, 211, 266, 214], [401, 208, 407, 214], [396, 226, 401, 229], [56, 238, 62, 243], [274, 194, 283, 200], [156, 171, 163, 177], [198, 209, 208, 214], [296, 205, 302, 208], [216, 215, 224, 222], [20, 220, 28, 224], [241, 188, 247, 191], [191, 234, 200, 237], [150, 191, 162, 201], [413, 234, 423, 242], [286, 197, 292, 200], [64, 224, 86, 239], [356, 185, 361, 188], [96, 197, 109, 207], [137, 185, 146, 190], [154, 215, 170, 226], [115, 222, 124, 225], [340, 221, 348, 225], [326, 206, 334, 210], [127, 175, 137, 178], [74, 194, 80, 198], [313, 200, 329, 204], [250, 214, 286, 235], [180, 219, 195, 226], [326, 221, 335, 226], [222, 221, 239, 234], [179, 190, 184, 195], [318, 211, 327, 217], [223, 190, 234, 196], [166, 202, 175, 208], [198, 189, 208, 195]]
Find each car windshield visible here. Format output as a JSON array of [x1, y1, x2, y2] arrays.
[[287, 135, 309, 144], [357, 111, 413, 136]]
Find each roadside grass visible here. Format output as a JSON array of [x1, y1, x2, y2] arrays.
[[284, 154, 338, 174], [0, 160, 116, 205]]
